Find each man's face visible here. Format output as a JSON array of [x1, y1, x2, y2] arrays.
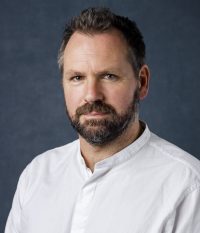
[[62, 29, 140, 145]]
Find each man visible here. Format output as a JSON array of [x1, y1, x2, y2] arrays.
[[5, 7, 200, 233]]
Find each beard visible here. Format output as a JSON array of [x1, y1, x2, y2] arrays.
[[66, 89, 140, 146]]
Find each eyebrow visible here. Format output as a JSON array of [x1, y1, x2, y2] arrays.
[[64, 70, 84, 76], [64, 68, 122, 77]]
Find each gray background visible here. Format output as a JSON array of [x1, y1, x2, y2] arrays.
[[0, 0, 200, 231]]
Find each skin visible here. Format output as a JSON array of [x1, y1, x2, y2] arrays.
[[62, 29, 150, 171]]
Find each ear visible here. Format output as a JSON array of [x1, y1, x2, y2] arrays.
[[138, 64, 150, 100]]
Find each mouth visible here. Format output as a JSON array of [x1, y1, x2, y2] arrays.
[[83, 111, 109, 118]]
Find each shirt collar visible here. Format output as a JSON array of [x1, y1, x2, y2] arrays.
[[77, 121, 151, 176]]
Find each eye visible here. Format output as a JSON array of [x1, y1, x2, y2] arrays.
[[104, 74, 118, 81], [70, 76, 83, 82]]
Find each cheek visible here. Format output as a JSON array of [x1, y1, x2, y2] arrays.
[[108, 88, 135, 111], [63, 88, 83, 115]]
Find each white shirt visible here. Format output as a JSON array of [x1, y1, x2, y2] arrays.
[[5, 124, 200, 233]]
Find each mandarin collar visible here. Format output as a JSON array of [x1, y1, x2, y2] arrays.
[[77, 122, 151, 178]]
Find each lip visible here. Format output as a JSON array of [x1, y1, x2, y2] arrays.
[[83, 111, 108, 118]]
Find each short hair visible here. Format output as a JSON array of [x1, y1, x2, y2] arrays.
[[58, 7, 146, 75]]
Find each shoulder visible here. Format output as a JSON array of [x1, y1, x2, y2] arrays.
[[10, 140, 80, 211], [149, 133, 200, 175], [19, 140, 79, 186], [147, 132, 200, 189], [15, 140, 80, 204], [27, 139, 79, 173], [32, 139, 79, 164]]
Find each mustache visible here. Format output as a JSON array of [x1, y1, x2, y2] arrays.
[[75, 100, 116, 117]]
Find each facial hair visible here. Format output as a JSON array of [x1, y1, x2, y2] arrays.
[[66, 88, 140, 146]]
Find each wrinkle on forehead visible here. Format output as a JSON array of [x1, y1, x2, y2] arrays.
[[64, 30, 129, 58], [63, 29, 132, 75]]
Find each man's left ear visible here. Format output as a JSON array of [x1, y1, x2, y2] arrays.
[[138, 64, 150, 100]]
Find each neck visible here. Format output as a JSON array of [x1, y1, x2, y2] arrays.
[[79, 120, 143, 172]]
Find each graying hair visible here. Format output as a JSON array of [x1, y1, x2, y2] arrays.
[[58, 7, 146, 75]]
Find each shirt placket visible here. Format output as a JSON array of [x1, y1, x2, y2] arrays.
[[70, 181, 96, 233]]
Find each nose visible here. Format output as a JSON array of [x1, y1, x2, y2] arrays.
[[84, 78, 104, 103]]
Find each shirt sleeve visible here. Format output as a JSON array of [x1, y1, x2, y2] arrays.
[[171, 185, 200, 233], [4, 167, 29, 233]]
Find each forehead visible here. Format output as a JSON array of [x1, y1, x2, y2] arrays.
[[64, 29, 131, 72], [63, 29, 130, 65]]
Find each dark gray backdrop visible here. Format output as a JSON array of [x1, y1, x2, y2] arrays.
[[1, 0, 200, 231]]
